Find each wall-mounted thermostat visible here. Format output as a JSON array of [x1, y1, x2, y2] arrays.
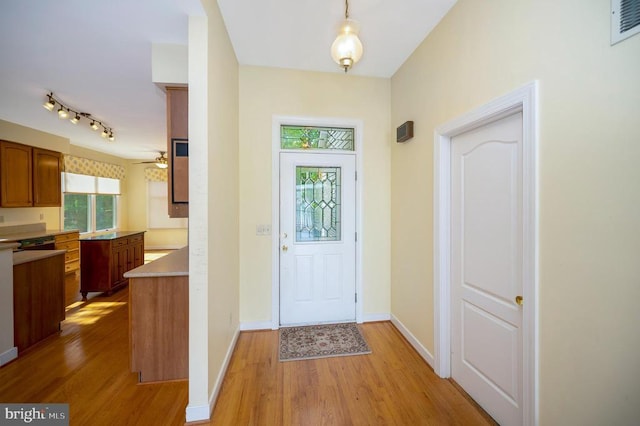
[[396, 121, 414, 142]]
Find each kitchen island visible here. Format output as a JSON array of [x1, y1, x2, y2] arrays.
[[124, 246, 188, 383], [80, 231, 145, 300]]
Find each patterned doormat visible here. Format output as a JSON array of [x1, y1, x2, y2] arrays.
[[279, 322, 371, 362]]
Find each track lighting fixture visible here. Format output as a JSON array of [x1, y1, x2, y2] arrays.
[[42, 92, 115, 141]]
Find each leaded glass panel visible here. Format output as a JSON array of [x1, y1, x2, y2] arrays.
[[281, 125, 354, 150], [296, 166, 341, 242]]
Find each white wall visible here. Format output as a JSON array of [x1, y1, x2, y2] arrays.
[[0, 245, 16, 366], [238, 66, 391, 325], [390, 0, 640, 424]]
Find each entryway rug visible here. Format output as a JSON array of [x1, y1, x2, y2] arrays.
[[279, 322, 371, 362]]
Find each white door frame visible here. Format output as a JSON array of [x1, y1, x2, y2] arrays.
[[433, 82, 539, 425], [271, 115, 364, 329]]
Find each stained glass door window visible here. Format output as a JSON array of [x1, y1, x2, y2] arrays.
[[281, 126, 354, 151], [296, 166, 341, 242]]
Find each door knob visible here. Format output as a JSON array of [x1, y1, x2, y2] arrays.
[[515, 295, 523, 306], [282, 245, 288, 252]]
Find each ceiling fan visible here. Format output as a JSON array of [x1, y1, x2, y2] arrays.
[[134, 151, 168, 169]]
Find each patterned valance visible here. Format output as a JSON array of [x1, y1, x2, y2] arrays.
[[63, 155, 125, 180], [144, 167, 168, 182]]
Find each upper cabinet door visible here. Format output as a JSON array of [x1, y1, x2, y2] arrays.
[[33, 147, 62, 207], [0, 140, 33, 207]]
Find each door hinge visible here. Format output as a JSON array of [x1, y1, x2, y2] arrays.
[[355, 293, 358, 303]]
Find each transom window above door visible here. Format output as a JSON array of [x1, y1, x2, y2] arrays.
[[281, 125, 354, 151]]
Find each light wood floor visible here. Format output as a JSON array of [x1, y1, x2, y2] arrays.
[[210, 322, 495, 426], [1, 282, 495, 425]]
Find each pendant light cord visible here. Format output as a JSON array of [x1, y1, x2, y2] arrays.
[[345, 0, 349, 19]]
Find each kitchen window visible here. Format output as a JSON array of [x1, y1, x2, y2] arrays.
[[61, 172, 120, 233]]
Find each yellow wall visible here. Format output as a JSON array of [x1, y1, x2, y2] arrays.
[[390, 0, 640, 424], [238, 66, 391, 324], [186, 2, 239, 419], [126, 162, 188, 248], [204, 1, 239, 399]]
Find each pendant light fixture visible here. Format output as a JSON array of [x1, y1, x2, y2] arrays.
[[331, 0, 364, 73]]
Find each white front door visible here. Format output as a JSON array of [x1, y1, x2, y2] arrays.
[[450, 112, 524, 425], [279, 152, 356, 325]]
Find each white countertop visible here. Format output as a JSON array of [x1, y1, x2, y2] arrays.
[[124, 246, 188, 278], [0, 242, 19, 251], [13, 250, 66, 266]]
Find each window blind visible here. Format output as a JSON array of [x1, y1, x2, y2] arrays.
[[62, 172, 121, 195]]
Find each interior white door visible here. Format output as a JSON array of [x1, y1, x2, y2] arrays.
[[280, 152, 356, 325], [450, 112, 524, 426]]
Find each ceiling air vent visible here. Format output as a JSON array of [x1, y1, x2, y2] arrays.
[[612, 0, 640, 44]]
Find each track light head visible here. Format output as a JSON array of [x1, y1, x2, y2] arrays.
[[70, 113, 80, 124], [57, 107, 68, 119], [43, 95, 55, 111], [90, 121, 99, 131]]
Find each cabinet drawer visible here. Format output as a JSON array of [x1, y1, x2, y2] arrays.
[[112, 238, 129, 247], [65, 259, 80, 273], [56, 240, 79, 251], [129, 234, 144, 244], [64, 249, 79, 263], [55, 232, 79, 243]]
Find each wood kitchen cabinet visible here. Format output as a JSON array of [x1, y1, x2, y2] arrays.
[[54, 231, 80, 275], [166, 87, 188, 218], [32, 147, 62, 207], [80, 231, 145, 300], [126, 247, 188, 383], [0, 140, 33, 207], [0, 140, 62, 208], [13, 252, 65, 353]]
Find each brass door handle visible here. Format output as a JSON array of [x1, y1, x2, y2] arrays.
[[282, 245, 288, 252], [515, 295, 523, 306]]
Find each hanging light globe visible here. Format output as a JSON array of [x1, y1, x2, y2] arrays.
[[331, 19, 363, 73]]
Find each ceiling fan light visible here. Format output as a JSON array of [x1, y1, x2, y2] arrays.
[[155, 162, 168, 169]]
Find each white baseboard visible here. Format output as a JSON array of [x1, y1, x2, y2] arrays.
[[185, 404, 209, 424], [363, 313, 391, 322], [390, 314, 434, 368], [0, 347, 17, 367], [240, 321, 274, 331], [145, 245, 184, 250], [185, 325, 240, 423], [241, 315, 392, 330]]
